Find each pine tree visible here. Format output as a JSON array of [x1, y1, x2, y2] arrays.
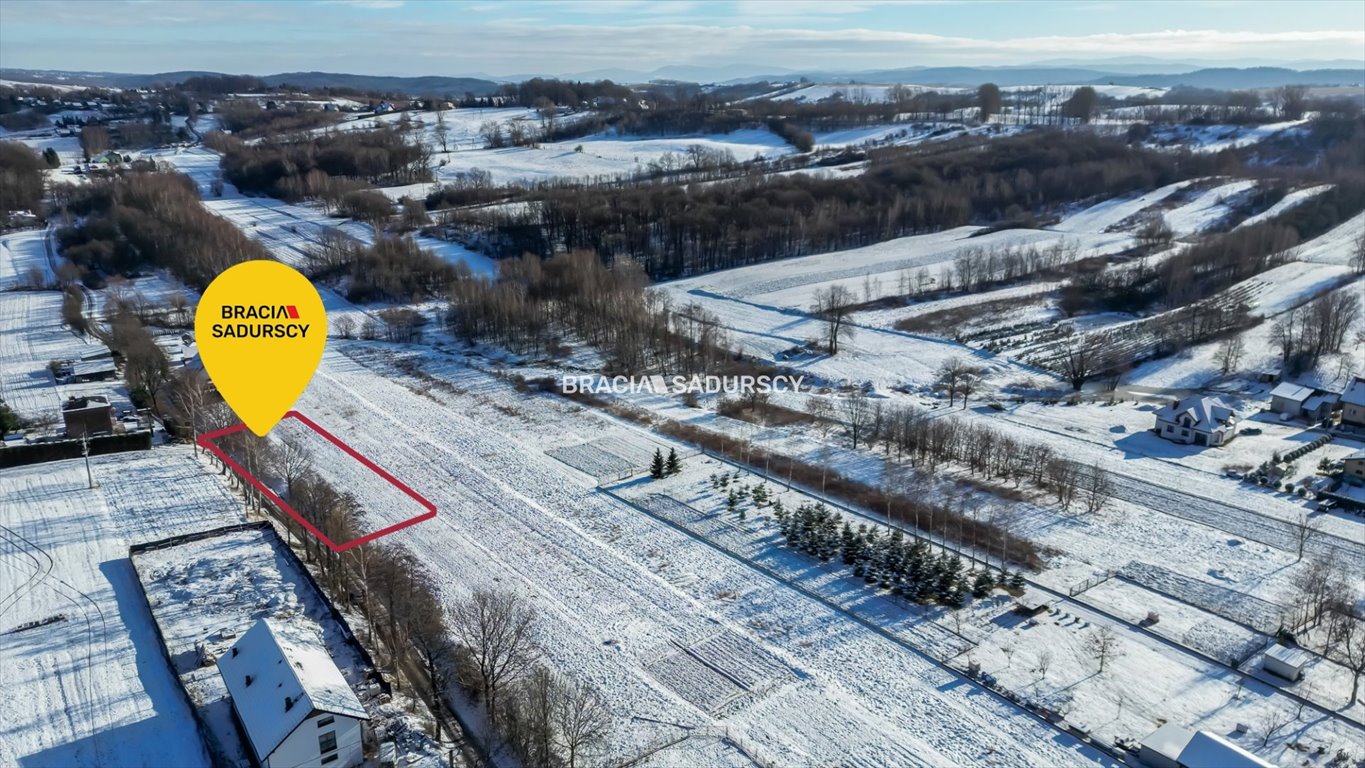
[[650, 449, 665, 479], [665, 447, 681, 475], [726, 489, 739, 515], [738, 507, 747, 522], [1009, 570, 1026, 590], [772, 499, 786, 523], [972, 570, 995, 598]]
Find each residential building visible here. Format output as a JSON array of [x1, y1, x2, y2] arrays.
[[218, 619, 369, 768], [62, 395, 114, 437], [1342, 377, 1365, 427], [1344, 449, 1365, 484], [1154, 396, 1239, 447]]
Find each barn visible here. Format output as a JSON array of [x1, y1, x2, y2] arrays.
[[218, 619, 369, 768]]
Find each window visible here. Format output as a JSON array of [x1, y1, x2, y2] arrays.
[[1165, 425, 1173, 433], [321, 755, 338, 765], [319, 731, 337, 754], [317, 716, 334, 728]]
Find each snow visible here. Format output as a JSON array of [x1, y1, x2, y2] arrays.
[[1237, 185, 1333, 229], [265, 344, 1105, 767], [0, 449, 244, 768], [1162, 180, 1259, 237], [1050, 180, 1194, 234], [1148, 120, 1310, 154], [0, 227, 54, 289], [1296, 211, 1365, 265]]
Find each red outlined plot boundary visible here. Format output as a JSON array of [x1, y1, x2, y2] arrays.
[[198, 410, 436, 552]]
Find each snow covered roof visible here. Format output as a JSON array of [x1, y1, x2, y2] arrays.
[[1179, 731, 1274, 768], [1344, 377, 1365, 407], [1344, 448, 1365, 462], [217, 619, 367, 763], [1303, 393, 1338, 411], [1264, 643, 1311, 669], [1141, 725, 1273, 768], [1154, 396, 1238, 431], [1142, 722, 1195, 760], [1269, 382, 1314, 402]]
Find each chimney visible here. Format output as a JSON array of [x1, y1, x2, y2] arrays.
[[245, 675, 253, 687]]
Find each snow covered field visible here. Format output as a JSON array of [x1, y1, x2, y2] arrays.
[[264, 343, 1108, 767], [0, 449, 244, 768]]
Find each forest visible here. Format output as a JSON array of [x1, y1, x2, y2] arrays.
[[53, 170, 270, 289], [206, 125, 431, 202], [445, 131, 1218, 278]]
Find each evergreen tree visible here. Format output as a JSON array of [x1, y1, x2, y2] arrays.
[[1009, 570, 1026, 590], [650, 448, 665, 479], [840, 521, 857, 564], [972, 570, 995, 599], [726, 489, 739, 515], [772, 499, 786, 523], [665, 447, 681, 475]]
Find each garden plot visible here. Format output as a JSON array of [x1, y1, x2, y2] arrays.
[[546, 441, 636, 482], [1118, 562, 1291, 635], [1080, 577, 1269, 665], [644, 648, 749, 714], [630, 486, 978, 662]]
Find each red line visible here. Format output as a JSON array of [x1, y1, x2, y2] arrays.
[[198, 412, 436, 552]]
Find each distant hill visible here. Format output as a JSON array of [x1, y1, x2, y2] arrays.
[[0, 68, 502, 96], [1094, 67, 1364, 90]]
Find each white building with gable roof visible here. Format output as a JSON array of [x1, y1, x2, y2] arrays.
[[1153, 396, 1239, 447], [217, 618, 369, 768]]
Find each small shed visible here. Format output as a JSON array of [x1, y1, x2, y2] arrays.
[[1301, 393, 1338, 422], [1269, 382, 1314, 418], [1140, 723, 1195, 768], [1263, 644, 1310, 681]]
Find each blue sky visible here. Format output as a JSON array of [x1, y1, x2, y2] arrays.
[[1, 0, 1362, 78]]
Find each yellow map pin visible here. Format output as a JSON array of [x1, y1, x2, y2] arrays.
[[194, 260, 327, 436]]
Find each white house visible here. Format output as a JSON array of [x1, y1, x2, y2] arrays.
[[1268, 382, 1314, 419], [1154, 396, 1239, 447], [1139, 723, 1273, 768], [1342, 376, 1365, 427], [218, 619, 368, 768]]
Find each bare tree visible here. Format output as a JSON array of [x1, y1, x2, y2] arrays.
[[434, 107, 450, 153], [810, 284, 856, 355], [842, 389, 873, 449], [1083, 624, 1125, 673], [1216, 335, 1245, 375], [1352, 232, 1365, 275], [552, 675, 611, 768], [450, 587, 539, 721], [1292, 512, 1323, 562], [1035, 649, 1053, 681], [1057, 334, 1104, 392], [1259, 707, 1291, 748], [805, 395, 835, 437], [1081, 463, 1113, 515], [276, 432, 314, 499], [1325, 603, 1365, 705], [333, 314, 356, 339]]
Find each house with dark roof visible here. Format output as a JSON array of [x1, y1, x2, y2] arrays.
[[217, 619, 368, 768], [1154, 396, 1239, 447]]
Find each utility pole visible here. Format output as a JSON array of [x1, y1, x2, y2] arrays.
[[81, 434, 94, 489]]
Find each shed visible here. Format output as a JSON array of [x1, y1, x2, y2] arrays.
[[1302, 393, 1338, 422], [1140, 723, 1195, 768], [62, 395, 114, 437], [1269, 382, 1314, 418], [1263, 643, 1310, 681]]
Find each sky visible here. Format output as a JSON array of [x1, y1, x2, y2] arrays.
[[1, 0, 1363, 79]]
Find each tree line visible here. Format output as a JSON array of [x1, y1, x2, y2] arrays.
[[0, 141, 46, 220], [53, 170, 271, 289], [206, 125, 431, 202], [447, 131, 1211, 279]]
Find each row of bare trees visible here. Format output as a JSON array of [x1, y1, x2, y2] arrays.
[[186, 402, 613, 764], [1269, 291, 1363, 374], [806, 386, 1115, 515]]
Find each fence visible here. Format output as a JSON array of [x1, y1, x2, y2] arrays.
[[1069, 570, 1115, 596], [0, 430, 152, 468]]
